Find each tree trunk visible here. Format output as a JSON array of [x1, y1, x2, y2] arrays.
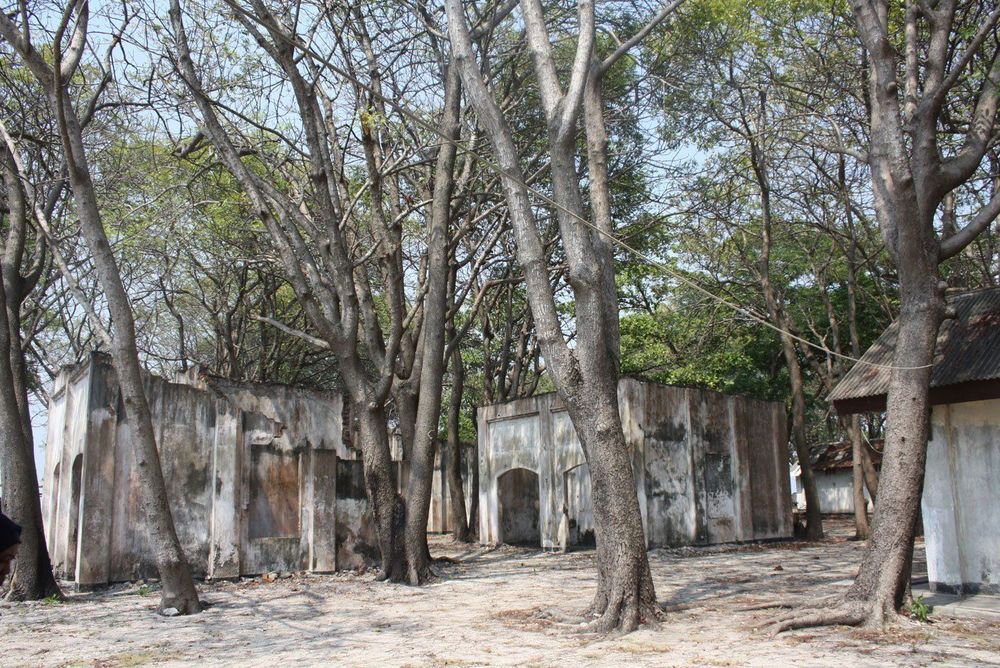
[[750, 121, 823, 541], [786, 340, 824, 540], [845, 282, 942, 624], [0, 284, 59, 601], [569, 383, 657, 633], [860, 441, 879, 501], [0, 149, 60, 600], [1, 316, 60, 601], [356, 400, 407, 581], [446, 0, 658, 631], [394, 381, 419, 460], [52, 85, 201, 615], [446, 347, 470, 542], [846, 415, 870, 540], [401, 63, 462, 583]]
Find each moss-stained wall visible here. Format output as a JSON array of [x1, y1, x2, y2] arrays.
[[477, 378, 793, 550], [42, 354, 374, 586]]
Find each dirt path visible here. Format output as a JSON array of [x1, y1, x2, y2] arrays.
[[2, 524, 998, 667]]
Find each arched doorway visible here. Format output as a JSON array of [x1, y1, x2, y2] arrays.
[[66, 454, 83, 578], [497, 468, 539, 546]]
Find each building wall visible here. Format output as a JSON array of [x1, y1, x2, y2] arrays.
[[791, 469, 873, 514], [924, 400, 1000, 595], [44, 358, 98, 579], [42, 355, 359, 586], [477, 378, 793, 549]]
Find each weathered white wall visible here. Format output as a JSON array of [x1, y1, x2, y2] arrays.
[[43, 360, 94, 578], [815, 470, 871, 514], [923, 400, 1000, 595], [42, 355, 355, 585], [478, 379, 793, 550], [790, 468, 872, 514]]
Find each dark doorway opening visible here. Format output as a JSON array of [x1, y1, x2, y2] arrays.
[[497, 467, 540, 546], [66, 454, 83, 578]]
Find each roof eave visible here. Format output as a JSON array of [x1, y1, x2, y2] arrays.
[[834, 377, 1000, 415]]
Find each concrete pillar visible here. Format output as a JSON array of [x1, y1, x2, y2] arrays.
[[478, 408, 495, 544], [538, 398, 557, 550], [207, 400, 241, 579], [76, 359, 118, 588], [308, 448, 337, 572]]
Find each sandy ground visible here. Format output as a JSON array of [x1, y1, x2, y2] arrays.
[[2, 520, 998, 667]]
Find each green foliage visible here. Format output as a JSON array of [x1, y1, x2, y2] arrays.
[[908, 595, 933, 623]]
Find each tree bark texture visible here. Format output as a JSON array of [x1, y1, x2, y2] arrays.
[[0, 148, 60, 600], [402, 63, 463, 583], [356, 401, 407, 581], [0, 4, 203, 614], [0, 277, 59, 601], [58, 98, 202, 616], [847, 416, 871, 540], [447, 0, 665, 631], [446, 346, 471, 542]]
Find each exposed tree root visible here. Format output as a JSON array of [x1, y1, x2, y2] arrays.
[[738, 601, 794, 612], [536, 608, 589, 626], [740, 593, 841, 612], [582, 590, 661, 635], [755, 593, 919, 636], [5, 575, 62, 602], [765, 603, 867, 634], [432, 556, 461, 565], [159, 590, 203, 616]]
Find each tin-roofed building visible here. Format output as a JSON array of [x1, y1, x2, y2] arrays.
[[830, 287, 1000, 595], [789, 440, 881, 514]]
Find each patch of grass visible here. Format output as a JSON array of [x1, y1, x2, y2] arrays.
[[137, 584, 151, 597], [41, 594, 61, 606], [908, 595, 933, 623]]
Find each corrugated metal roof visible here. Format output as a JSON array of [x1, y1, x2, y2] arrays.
[[829, 287, 1000, 403], [809, 439, 883, 472]]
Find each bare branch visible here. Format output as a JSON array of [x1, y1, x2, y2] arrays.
[[252, 314, 330, 350], [600, 0, 684, 74]]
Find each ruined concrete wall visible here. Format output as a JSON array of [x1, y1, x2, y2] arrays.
[[478, 394, 549, 547], [188, 375, 351, 459], [634, 382, 698, 546], [107, 373, 216, 581], [735, 395, 793, 541], [924, 400, 1000, 595], [478, 379, 792, 549], [43, 355, 352, 585], [334, 458, 395, 570], [43, 357, 105, 582]]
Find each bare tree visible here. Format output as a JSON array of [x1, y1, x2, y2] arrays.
[[0, 1, 201, 615], [0, 141, 59, 600], [447, 0, 682, 632], [168, 0, 500, 582], [773, 0, 1000, 631]]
